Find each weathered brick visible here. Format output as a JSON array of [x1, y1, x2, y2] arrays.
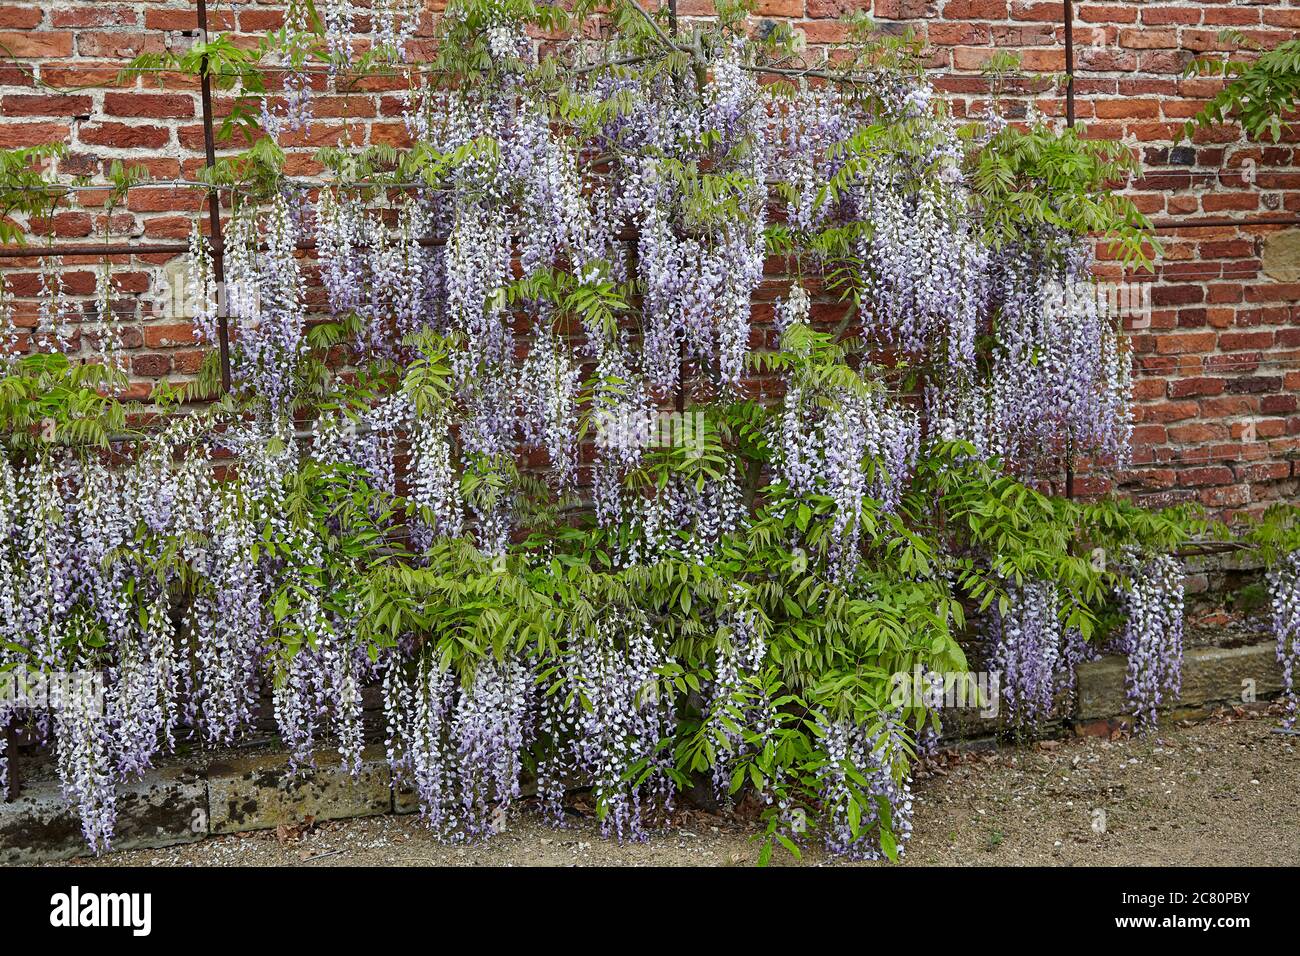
[[1218, 331, 1275, 351], [0, 30, 72, 57], [1168, 377, 1226, 398], [103, 92, 195, 119], [51, 6, 137, 28], [0, 121, 71, 147], [78, 122, 171, 150], [0, 5, 42, 29], [75, 30, 163, 58], [1155, 332, 1216, 354], [942, 0, 1007, 18], [1, 94, 93, 116], [1180, 466, 1235, 487]]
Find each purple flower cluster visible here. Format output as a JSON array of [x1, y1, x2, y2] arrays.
[[1266, 551, 1300, 728], [985, 245, 1131, 470], [702, 598, 773, 800], [774, 371, 920, 576], [561, 617, 677, 842], [987, 579, 1090, 730], [856, 176, 987, 372], [221, 197, 306, 410], [1117, 551, 1185, 732], [382, 616, 676, 844], [259, 2, 314, 141], [814, 711, 915, 861], [35, 257, 77, 355], [518, 324, 581, 492]]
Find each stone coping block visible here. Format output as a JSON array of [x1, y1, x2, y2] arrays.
[[207, 745, 392, 835], [1075, 641, 1283, 721], [0, 765, 205, 866]]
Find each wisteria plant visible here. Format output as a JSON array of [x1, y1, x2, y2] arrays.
[[0, 0, 1233, 864]]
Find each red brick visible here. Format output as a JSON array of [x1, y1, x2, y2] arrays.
[[1198, 484, 1251, 508], [127, 187, 206, 214], [1, 94, 92, 116], [1202, 193, 1259, 213], [1263, 395, 1299, 416], [753, 0, 807, 16], [1218, 331, 1275, 351], [1096, 99, 1159, 119], [1141, 7, 1202, 27], [1009, 2, 1060, 22], [1141, 401, 1200, 423], [0, 30, 72, 57], [1168, 377, 1226, 399], [143, 324, 198, 349], [29, 211, 92, 238], [77, 123, 170, 150], [807, 0, 861, 16], [103, 92, 195, 119], [1203, 9, 1261, 28], [1119, 28, 1177, 50], [1263, 10, 1300, 29], [1167, 423, 1228, 444], [1132, 424, 1168, 445], [1079, 5, 1136, 24], [51, 6, 136, 28], [76, 31, 163, 58], [239, 9, 288, 31], [0, 5, 41, 29], [1180, 466, 1235, 487], [942, 0, 1006, 17], [37, 63, 133, 88], [0, 121, 70, 147], [131, 354, 171, 378]]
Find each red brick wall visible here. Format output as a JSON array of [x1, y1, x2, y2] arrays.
[[0, 0, 1297, 517]]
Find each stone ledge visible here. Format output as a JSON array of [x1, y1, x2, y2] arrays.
[[207, 745, 393, 834], [0, 765, 206, 866], [1075, 641, 1283, 721]]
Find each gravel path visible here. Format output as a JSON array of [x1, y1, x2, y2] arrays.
[[53, 708, 1299, 867]]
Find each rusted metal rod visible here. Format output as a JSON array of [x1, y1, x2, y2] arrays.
[[1063, 0, 1076, 502], [196, 0, 231, 393], [0, 242, 190, 259], [1153, 215, 1300, 230], [1063, 0, 1075, 129]]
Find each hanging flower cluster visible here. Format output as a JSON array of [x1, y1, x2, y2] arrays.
[[703, 598, 773, 800], [0, 409, 385, 851], [1117, 551, 1185, 732], [987, 579, 1090, 731], [383, 652, 530, 840], [814, 711, 915, 861], [218, 196, 307, 410], [772, 361, 921, 575], [1266, 551, 1300, 729], [983, 244, 1131, 469], [34, 257, 77, 355], [260, 1, 315, 140], [381, 614, 677, 844]]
